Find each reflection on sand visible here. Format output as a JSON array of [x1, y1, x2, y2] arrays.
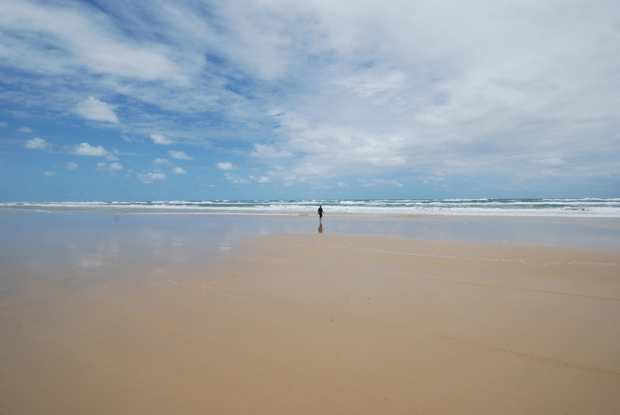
[[0, 212, 619, 414]]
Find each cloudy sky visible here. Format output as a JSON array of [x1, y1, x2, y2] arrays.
[[1, 0, 619, 201]]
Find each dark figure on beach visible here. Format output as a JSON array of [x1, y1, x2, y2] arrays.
[[318, 205, 323, 221]]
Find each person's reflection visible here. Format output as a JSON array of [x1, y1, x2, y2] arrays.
[[318, 222, 323, 233]]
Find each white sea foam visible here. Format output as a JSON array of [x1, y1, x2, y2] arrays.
[[1, 199, 620, 217]]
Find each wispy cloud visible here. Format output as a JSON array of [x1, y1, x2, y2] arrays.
[[362, 179, 403, 188], [251, 144, 293, 159], [168, 150, 192, 160], [138, 171, 167, 183], [72, 142, 119, 161], [0, 1, 182, 81], [151, 134, 173, 145], [66, 162, 79, 170], [224, 173, 247, 184], [171, 167, 186, 175], [18, 126, 33, 134], [24, 137, 51, 151], [96, 162, 123, 172]]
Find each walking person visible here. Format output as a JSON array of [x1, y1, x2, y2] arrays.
[[318, 205, 323, 222]]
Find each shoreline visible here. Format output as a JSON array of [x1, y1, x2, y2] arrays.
[[2, 208, 620, 220], [1, 197, 619, 220], [2, 210, 619, 250], [3, 207, 620, 221]]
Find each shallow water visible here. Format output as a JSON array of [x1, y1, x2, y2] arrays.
[[1, 211, 619, 271]]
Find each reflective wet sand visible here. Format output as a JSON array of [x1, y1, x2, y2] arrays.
[[0, 213, 619, 414]]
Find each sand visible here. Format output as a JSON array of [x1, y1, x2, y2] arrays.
[[1, 216, 619, 414]]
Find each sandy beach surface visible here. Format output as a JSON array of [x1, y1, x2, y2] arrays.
[[1, 213, 619, 414]]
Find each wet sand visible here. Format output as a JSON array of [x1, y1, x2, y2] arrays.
[[0, 213, 619, 414]]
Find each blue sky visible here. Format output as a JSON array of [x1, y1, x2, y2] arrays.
[[1, 0, 619, 201]]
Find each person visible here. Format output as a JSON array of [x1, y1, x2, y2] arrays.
[[318, 205, 323, 221]]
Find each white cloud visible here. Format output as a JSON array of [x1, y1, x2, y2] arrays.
[[251, 175, 271, 183], [538, 158, 565, 167], [66, 161, 79, 169], [216, 162, 235, 170], [73, 142, 107, 156], [96, 162, 123, 172], [224, 173, 247, 184], [24, 137, 50, 150], [2, 0, 620, 193], [151, 134, 173, 145], [253, 117, 410, 182], [0, 1, 182, 82], [251, 144, 293, 158], [0, 122, 7, 129], [236, 0, 620, 186], [171, 167, 186, 174], [138, 171, 168, 183], [334, 72, 407, 101], [73, 97, 119, 123], [421, 175, 446, 184], [153, 158, 171, 165], [362, 179, 403, 187], [168, 150, 193, 160], [18, 126, 33, 133], [72, 142, 118, 160], [44, 171, 56, 177]]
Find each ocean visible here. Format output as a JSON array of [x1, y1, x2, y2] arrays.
[[1, 198, 619, 217]]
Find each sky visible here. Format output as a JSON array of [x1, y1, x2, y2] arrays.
[[0, 0, 619, 201]]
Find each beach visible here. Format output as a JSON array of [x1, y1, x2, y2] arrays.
[[0, 212, 619, 414]]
